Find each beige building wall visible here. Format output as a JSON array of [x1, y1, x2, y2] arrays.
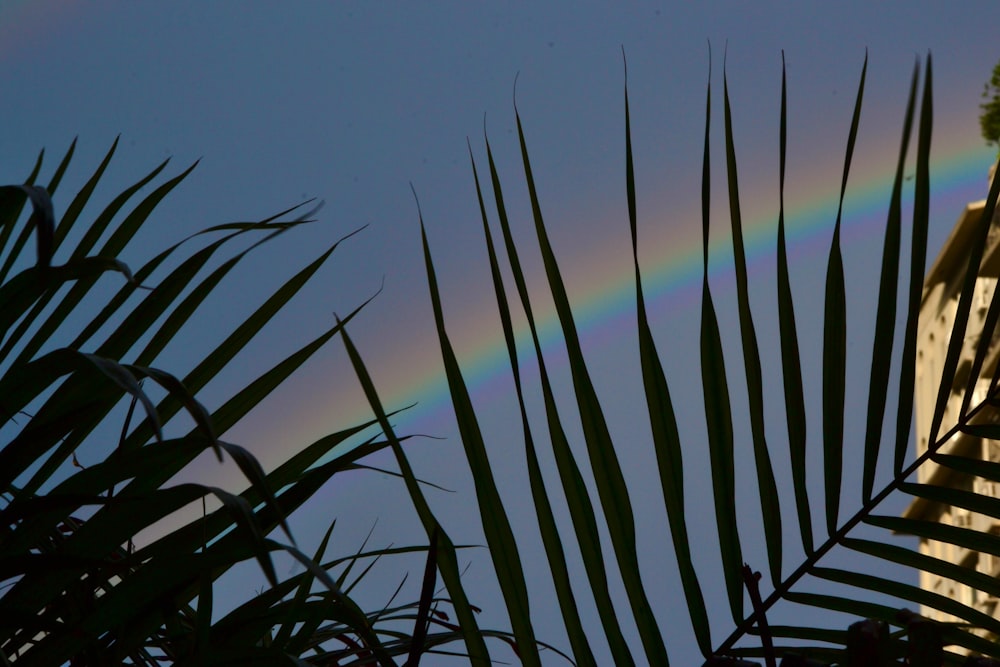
[[907, 196, 1000, 633]]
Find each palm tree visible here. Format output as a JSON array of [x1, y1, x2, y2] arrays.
[[400, 52, 1000, 664], [980, 58, 1000, 156], [0, 140, 484, 665]]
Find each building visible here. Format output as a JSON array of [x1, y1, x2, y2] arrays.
[[906, 185, 1000, 631]]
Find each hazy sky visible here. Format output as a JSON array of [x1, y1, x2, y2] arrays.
[[3, 3, 1000, 663]]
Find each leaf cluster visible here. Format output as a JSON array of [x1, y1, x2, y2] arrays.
[[0, 141, 486, 665], [980, 59, 1000, 151], [416, 53, 1000, 665]]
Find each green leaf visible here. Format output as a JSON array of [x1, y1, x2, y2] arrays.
[[0, 160, 197, 367], [0, 145, 431, 664], [0, 157, 171, 367], [722, 65, 782, 583], [860, 60, 917, 501], [895, 55, 933, 473], [0, 149, 43, 265], [473, 138, 597, 666], [0, 185, 55, 270], [339, 318, 492, 666], [866, 514, 1000, 557], [0, 140, 73, 281], [813, 567, 1000, 637], [625, 62, 711, 656], [902, 481, 1000, 520], [53, 137, 119, 251], [845, 537, 1000, 607], [272, 520, 333, 649], [407, 526, 438, 667], [0, 255, 134, 352], [934, 451, 1000, 482], [482, 131, 632, 664], [516, 104, 669, 664], [928, 75, 1000, 446], [822, 54, 866, 535], [698, 63, 744, 624], [45, 138, 76, 196], [419, 189, 541, 666], [783, 591, 903, 629], [775, 53, 813, 555]]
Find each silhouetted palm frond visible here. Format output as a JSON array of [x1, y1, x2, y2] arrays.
[[420, 53, 1000, 664], [0, 143, 471, 665]]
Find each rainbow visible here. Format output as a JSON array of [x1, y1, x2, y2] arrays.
[[308, 129, 996, 453]]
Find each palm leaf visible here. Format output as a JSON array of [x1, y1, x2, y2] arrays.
[[722, 64, 783, 584], [415, 189, 542, 666], [625, 57, 711, 657], [860, 60, 918, 501], [482, 130, 635, 664], [339, 314, 493, 666], [0, 143, 447, 664], [775, 52, 814, 557], [514, 101, 670, 664], [698, 59, 745, 625], [422, 51, 1000, 664]]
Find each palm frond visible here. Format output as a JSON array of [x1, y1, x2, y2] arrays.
[[422, 51, 1000, 664], [0, 144, 460, 665]]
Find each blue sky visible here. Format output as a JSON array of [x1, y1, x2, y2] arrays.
[[3, 3, 1000, 663]]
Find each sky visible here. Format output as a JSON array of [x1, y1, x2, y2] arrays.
[[3, 2, 1000, 664]]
